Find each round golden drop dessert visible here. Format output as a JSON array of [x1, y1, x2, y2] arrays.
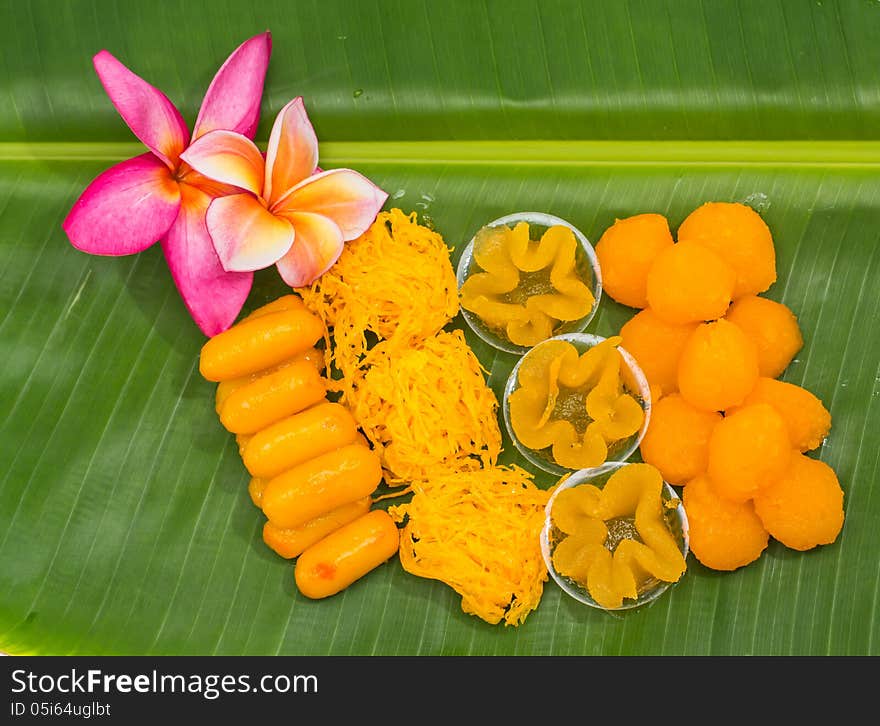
[[595, 213, 674, 309], [639, 393, 722, 486], [645, 240, 736, 325], [677, 201, 777, 299], [677, 319, 759, 412], [725, 294, 803, 379], [730, 377, 831, 453], [619, 308, 698, 399], [683, 473, 769, 571], [752, 453, 845, 552], [706, 403, 792, 503]]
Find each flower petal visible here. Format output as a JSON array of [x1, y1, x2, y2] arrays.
[[179, 130, 265, 196], [191, 31, 272, 142], [63, 153, 181, 255], [263, 97, 319, 207], [275, 212, 344, 287], [162, 183, 253, 336], [176, 168, 242, 199], [271, 168, 388, 240], [206, 193, 294, 272], [93, 50, 189, 170]]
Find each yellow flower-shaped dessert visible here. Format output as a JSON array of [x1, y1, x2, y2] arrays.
[[549, 463, 687, 610], [459, 221, 596, 348], [507, 336, 646, 470]]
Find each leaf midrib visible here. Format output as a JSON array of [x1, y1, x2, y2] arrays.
[[2, 140, 879, 166]]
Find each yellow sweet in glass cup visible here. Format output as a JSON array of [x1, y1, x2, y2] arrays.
[[541, 461, 689, 611], [503, 333, 651, 476], [457, 212, 601, 354]]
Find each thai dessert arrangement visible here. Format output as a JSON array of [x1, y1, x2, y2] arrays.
[[60, 31, 845, 625]]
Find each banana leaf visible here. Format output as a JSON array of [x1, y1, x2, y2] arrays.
[[1, 0, 878, 656]]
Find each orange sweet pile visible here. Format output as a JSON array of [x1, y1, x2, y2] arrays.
[[199, 294, 398, 598], [598, 201, 844, 571]]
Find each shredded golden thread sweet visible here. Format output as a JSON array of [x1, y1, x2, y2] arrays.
[[348, 330, 502, 483], [297, 208, 459, 396], [388, 465, 551, 627]]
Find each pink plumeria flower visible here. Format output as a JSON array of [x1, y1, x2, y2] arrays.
[[179, 97, 388, 287], [62, 32, 272, 336]]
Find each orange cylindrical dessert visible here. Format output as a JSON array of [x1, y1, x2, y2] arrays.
[[260, 443, 383, 530], [199, 307, 324, 382], [248, 476, 269, 508], [218, 359, 327, 434], [262, 496, 372, 559], [214, 348, 324, 414], [243, 401, 360, 479], [243, 294, 306, 320], [295, 509, 400, 599]]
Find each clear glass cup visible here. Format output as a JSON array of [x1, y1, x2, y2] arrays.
[[456, 211, 602, 355], [541, 461, 690, 611], [502, 333, 652, 477]]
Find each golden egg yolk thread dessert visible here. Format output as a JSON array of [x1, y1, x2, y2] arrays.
[[296, 208, 460, 398], [347, 330, 502, 483], [388, 465, 550, 627]]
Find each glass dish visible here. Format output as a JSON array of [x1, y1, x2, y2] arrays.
[[502, 332, 652, 477], [541, 461, 690, 612], [456, 211, 602, 355]]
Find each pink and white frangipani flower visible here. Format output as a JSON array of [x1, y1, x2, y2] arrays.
[[62, 32, 272, 336], [179, 97, 388, 287]]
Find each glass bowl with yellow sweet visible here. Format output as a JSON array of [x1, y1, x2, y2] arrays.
[[457, 212, 602, 355], [541, 461, 689, 611], [502, 333, 651, 477]]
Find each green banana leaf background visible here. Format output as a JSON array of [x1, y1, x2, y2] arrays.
[[2, 0, 879, 656]]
